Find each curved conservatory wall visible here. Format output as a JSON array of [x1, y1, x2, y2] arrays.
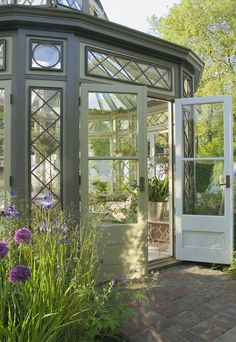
[[0, 5, 204, 209]]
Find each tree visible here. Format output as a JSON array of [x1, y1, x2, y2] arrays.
[[148, 0, 236, 111]]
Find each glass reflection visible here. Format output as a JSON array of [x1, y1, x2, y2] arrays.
[[183, 103, 224, 158], [183, 160, 224, 215], [89, 160, 138, 224], [0, 40, 5, 70], [88, 92, 137, 157], [31, 41, 62, 70]]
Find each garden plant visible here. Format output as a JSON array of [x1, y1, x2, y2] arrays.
[[0, 193, 133, 342]]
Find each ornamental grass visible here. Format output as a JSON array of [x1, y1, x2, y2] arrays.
[[0, 194, 132, 341]]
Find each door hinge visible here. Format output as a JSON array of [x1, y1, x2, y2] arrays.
[[9, 176, 12, 187], [79, 175, 81, 185], [10, 94, 13, 105], [79, 97, 81, 106]]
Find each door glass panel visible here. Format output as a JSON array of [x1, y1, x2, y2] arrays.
[[88, 159, 138, 224], [88, 90, 139, 225], [183, 160, 224, 215], [0, 89, 4, 209], [147, 98, 171, 261], [88, 92, 137, 157], [183, 102, 224, 158]]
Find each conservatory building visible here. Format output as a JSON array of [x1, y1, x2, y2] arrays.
[[0, 0, 233, 278]]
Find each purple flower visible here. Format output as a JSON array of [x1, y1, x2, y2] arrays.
[[43, 194, 54, 202], [4, 203, 21, 218], [38, 220, 51, 233], [8, 265, 31, 284], [0, 241, 9, 259], [14, 228, 32, 244], [110, 278, 117, 287], [57, 224, 68, 237], [60, 239, 67, 244], [42, 194, 55, 209], [10, 191, 17, 199]]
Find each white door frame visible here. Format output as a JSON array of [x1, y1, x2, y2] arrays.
[[175, 95, 233, 264]]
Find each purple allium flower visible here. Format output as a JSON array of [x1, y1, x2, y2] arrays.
[[0, 241, 9, 259], [42, 202, 54, 209], [8, 265, 31, 284], [13, 210, 20, 217], [14, 228, 32, 244], [60, 239, 67, 244]]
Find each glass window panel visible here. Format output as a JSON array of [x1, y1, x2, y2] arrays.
[[183, 72, 193, 97], [17, 0, 47, 4], [88, 92, 137, 157], [183, 103, 224, 158], [0, 40, 6, 70], [30, 88, 62, 206], [57, 0, 81, 10], [31, 41, 62, 70], [0, 89, 4, 209], [183, 160, 224, 216], [87, 48, 172, 90], [89, 159, 138, 224]]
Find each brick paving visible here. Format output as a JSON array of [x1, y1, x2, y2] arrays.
[[123, 264, 236, 342]]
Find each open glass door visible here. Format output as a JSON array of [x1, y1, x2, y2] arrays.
[[176, 96, 233, 264], [80, 84, 148, 279]]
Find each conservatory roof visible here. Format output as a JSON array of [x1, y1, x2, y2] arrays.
[[0, 5, 204, 89]]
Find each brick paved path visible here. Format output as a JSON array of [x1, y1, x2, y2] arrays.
[[124, 264, 236, 342]]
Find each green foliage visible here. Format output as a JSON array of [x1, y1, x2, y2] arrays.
[[0, 199, 133, 341], [148, 177, 169, 202], [148, 0, 236, 110]]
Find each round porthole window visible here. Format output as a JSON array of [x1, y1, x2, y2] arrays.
[[32, 43, 61, 69]]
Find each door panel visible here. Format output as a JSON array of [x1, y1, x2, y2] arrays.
[[176, 96, 233, 264], [81, 84, 148, 280]]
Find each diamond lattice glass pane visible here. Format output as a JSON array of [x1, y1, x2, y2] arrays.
[[183, 160, 224, 216], [0, 89, 4, 209], [89, 159, 138, 224], [17, 0, 47, 4], [57, 0, 81, 9], [30, 88, 61, 205], [183, 103, 224, 158], [87, 48, 173, 90], [88, 92, 137, 157]]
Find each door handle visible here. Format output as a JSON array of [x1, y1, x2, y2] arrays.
[[131, 177, 145, 191], [219, 175, 230, 188]]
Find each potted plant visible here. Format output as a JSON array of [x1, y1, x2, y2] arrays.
[[148, 177, 169, 221]]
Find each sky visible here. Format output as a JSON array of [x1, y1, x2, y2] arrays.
[[101, 0, 180, 34]]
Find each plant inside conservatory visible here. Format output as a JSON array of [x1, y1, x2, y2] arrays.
[[148, 177, 169, 221]]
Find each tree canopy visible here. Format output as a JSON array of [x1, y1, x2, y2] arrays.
[[148, 0, 236, 110]]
